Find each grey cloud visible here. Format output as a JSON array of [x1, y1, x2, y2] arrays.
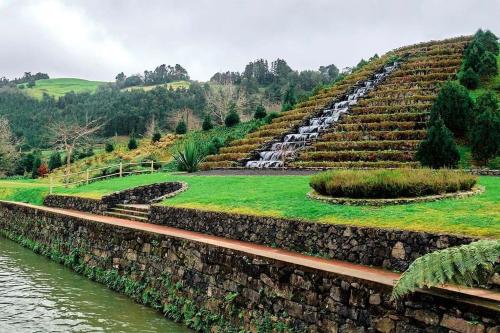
[[0, 0, 499, 81]]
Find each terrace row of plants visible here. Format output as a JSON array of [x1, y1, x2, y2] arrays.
[[292, 37, 471, 169]]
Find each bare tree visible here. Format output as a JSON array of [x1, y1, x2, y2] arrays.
[[0, 117, 20, 176], [49, 118, 104, 181], [205, 82, 248, 124]]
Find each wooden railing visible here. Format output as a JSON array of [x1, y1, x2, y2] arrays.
[[49, 161, 168, 194]]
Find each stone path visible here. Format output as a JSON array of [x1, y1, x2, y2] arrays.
[[9, 201, 500, 310]]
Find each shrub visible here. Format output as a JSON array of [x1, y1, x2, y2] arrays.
[[224, 104, 240, 127], [458, 68, 479, 89], [105, 142, 114, 153], [48, 151, 62, 171], [173, 140, 206, 173], [309, 168, 477, 199], [392, 240, 500, 299], [37, 163, 49, 177], [207, 137, 224, 155], [416, 113, 460, 169], [175, 120, 187, 134], [478, 51, 498, 77], [152, 132, 162, 143], [431, 81, 473, 138], [128, 136, 138, 150], [470, 92, 500, 164], [474, 29, 499, 55], [31, 157, 41, 179], [254, 105, 267, 120], [202, 114, 213, 131]]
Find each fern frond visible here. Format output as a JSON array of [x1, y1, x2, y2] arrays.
[[391, 240, 500, 300]]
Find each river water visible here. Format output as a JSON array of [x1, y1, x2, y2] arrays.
[[0, 237, 191, 333]]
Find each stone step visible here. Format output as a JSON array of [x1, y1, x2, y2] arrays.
[[104, 211, 149, 222], [114, 204, 150, 213], [109, 207, 149, 218]]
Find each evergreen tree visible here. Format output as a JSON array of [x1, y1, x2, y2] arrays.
[[152, 132, 162, 143], [202, 114, 213, 131], [31, 156, 42, 179], [416, 113, 460, 169], [478, 51, 498, 77], [105, 142, 114, 153], [224, 103, 240, 127], [470, 92, 500, 164], [175, 120, 187, 134], [431, 81, 473, 138], [458, 68, 480, 89], [254, 105, 267, 120], [128, 135, 138, 150], [48, 151, 62, 171], [475, 29, 499, 55], [281, 84, 297, 111]]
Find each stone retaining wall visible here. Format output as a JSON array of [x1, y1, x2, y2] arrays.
[[150, 206, 476, 271], [44, 182, 186, 213], [0, 201, 497, 333]]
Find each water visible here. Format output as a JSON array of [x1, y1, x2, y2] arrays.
[[246, 62, 399, 168], [0, 237, 191, 333]]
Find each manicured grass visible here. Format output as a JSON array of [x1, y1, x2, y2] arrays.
[[0, 179, 49, 205], [1, 173, 498, 238], [18, 78, 106, 99]]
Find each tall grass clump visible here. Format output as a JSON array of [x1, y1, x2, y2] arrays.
[[172, 140, 207, 173], [310, 169, 477, 199]]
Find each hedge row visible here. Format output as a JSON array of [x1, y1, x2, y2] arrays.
[[342, 112, 428, 123], [290, 161, 421, 169], [299, 150, 414, 162], [312, 140, 420, 152], [337, 121, 426, 132], [321, 130, 427, 141]]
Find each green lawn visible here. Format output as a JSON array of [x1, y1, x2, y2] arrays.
[[18, 78, 106, 99], [122, 80, 191, 92], [1, 173, 497, 238]]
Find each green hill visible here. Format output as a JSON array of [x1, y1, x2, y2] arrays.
[[121, 80, 191, 92], [18, 78, 107, 99]]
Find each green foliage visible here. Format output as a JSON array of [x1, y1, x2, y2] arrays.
[[151, 132, 162, 143], [207, 137, 224, 155], [175, 120, 188, 134], [392, 240, 500, 299], [202, 113, 213, 131], [478, 51, 498, 77], [416, 114, 460, 168], [462, 29, 499, 83], [31, 156, 41, 179], [310, 168, 476, 199], [458, 68, 480, 89], [281, 84, 296, 111], [470, 92, 500, 164], [105, 142, 114, 153], [254, 105, 267, 120], [431, 81, 473, 138], [127, 136, 138, 150], [48, 151, 62, 171], [265, 111, 280, 124], [173, 140, 206, 172], [224, 103, 240, 127]]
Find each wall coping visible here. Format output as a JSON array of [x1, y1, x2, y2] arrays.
[[1, 199, 498, 312]]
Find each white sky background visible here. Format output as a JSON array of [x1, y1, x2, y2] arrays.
[[0, 0, 499, 82]]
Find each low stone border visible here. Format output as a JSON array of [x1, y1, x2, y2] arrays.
[[150, 181, 188, 202], [307, 186, 485, 206]]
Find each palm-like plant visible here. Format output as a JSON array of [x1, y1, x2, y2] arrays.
[[392, 240, 500, 300], [172, 140, 206, 173]]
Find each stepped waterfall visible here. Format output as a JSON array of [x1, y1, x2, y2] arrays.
[[245, 61, 399, 168]]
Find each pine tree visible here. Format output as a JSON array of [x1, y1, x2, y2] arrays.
[[224, 103, 240, 127], [152, 132, 162, 143], [478, 51, 498, 77], [470, 92, 500, 164], [254, 105, 267, 120], [281, 84, 296, 111], [175, 120, 187, 134], [105, 142, 114, 153], [31, 156, 41, 179], [431, 81, 473, 138], [48, 151, 62, 171], [476, 29, 499, 55], [128, 136, 138, 150], [202, 114, 213, 131], [416, 112, 460, 169], [458, 68, 480, 89]]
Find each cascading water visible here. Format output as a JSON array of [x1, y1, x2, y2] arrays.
[[245, 62, 399, 168]]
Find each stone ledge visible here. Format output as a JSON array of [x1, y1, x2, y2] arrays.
[[307, 186, 485, 206]]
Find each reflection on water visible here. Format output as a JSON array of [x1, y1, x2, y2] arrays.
[[0, 236, 191, 333]]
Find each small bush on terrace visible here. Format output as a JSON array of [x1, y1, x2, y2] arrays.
[[309, 169, 477, 199], [172, 140, 207, 173]]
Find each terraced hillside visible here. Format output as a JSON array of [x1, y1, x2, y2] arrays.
[[200, 36, 471, 170]]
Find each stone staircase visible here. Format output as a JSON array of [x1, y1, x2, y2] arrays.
[[104, 204, 150, 222]]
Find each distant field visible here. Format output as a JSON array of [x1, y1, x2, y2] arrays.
[[122, 80, 191, 92], [18, 78, 107, 99]]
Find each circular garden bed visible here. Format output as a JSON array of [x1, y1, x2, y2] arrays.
[[308, 169, 482, 206]]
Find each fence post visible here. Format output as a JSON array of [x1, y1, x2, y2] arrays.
[[49, 176, 53, 194], [119, 162, 123, 177], [86, 170, 90, 185], [151, 160, 154, 173]]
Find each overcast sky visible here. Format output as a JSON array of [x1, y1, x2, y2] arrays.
[[1, 0, 499, 82]]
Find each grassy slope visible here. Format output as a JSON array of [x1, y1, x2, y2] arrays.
[[18, 78, 106, 99], [1, 173, 497, 238], [121, 80, 191, 92]]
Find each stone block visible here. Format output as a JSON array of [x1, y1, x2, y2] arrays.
[[441, 314, 485, 333]]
